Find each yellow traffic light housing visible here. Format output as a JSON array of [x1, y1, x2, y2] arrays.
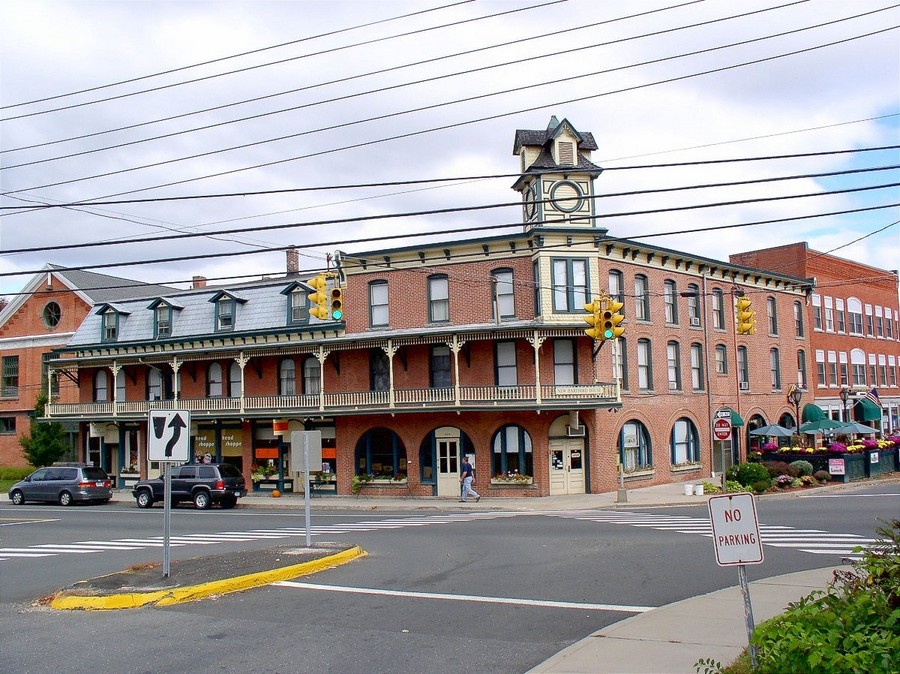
[[330, 287, 344, 320], [307, 274, 329, 320], [602, 299, 625, 340], [583, 299, 604, 340], [736, 296, 755, 335]]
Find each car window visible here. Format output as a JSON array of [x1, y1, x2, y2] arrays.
[[83, 467, 108, 481], [30, 468, 50, 481], [198, 466, 216, 479], [177, 466, 196, 479], [45, 468, 63, 481], [218, 464, 242, 478], [58, 468, 79, 481]]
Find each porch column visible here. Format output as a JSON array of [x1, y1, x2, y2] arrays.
[[383, 339, 398, 409], [316, 346, 330, 412], [528, 330, 545, 405], [111, 362, 121, 417], [171, 356, 181, 401], [236, 352, 249, 414], [450, 335, 463, 407]]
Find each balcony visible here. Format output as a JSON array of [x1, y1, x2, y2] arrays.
[[45, 382, 618, 421]]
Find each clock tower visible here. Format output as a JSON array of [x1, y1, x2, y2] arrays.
[[512, 116, 603, 232]]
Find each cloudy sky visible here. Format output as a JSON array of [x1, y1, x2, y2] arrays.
[[1, 0, 898, 297]]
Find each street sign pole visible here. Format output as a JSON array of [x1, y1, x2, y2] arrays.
[[163, 465, 171, 576], [148, 410, 191, 578], [303, 432, 311, 548]]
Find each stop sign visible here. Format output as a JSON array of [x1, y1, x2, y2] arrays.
[[713, 418, 732, 440]]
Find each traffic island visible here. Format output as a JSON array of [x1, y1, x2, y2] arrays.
[[47, 542, 365, 611]]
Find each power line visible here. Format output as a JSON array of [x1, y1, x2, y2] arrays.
[[14, 20, 896, 203], [0, 0, 562, 119], [2, 0, 801, 167], [1, 0, 705, 153]]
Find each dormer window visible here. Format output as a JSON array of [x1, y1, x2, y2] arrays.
[[216, 298, 234, 331], [290, 290, 309, 324], [156, 305, 172, 338], [557, 140, 574, 165], [102, 310, 118, 342]]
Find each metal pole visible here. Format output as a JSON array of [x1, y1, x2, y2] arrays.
[[163, 463, 171, 577], [303, 433, 312, 547], [738, 564, 759, 669], [616, 462, 627, 503]]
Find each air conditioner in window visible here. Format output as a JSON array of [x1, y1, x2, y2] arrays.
[[690, 317, 701, 327], [566, 425, 586, 437], [740, 381, 750, 391]]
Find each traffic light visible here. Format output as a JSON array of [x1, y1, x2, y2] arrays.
[[602, 299, 625, 340], [330, 286, 344, 320], [736, 296, 755, 335], [583, 299, 603, 340], [307, 274, 329, 320]]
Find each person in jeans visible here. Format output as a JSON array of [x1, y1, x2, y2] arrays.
[[459, 456, 480, 502]]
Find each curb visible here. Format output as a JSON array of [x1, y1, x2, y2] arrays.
[[49, 545, 366, 611]]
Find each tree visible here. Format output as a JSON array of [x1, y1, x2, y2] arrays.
[[19, 393, 68, 467]]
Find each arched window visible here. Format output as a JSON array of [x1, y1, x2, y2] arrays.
[[619, 420, 652, 471], [491, 268, 515, 319], [767, 297, 778, 335], [207, 362, 223, 397], [608, 269, 624, 303], [770, 348, 781, 390], [355, 427, 407, 479], [686, 283, 700, 326], [671, 418, 699, 465], [793, 300, 804, 337], [115, 369, 126, 402], [279, 359, 296, 396], [303, 357, 321, 395], [637, 338, 653, 391], [666, 341, 681, 391], [147, 368, 162, 401], [491, 425, 533, 477], [712, 288, 725, 329], [634, 274, 650, 320], [229, 362, 242, 398], [664, 279, 678, 324], [94, 370, 108, 402]]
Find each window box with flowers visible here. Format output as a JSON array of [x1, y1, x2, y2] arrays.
[[352, 472, 408, 495], [671, 461, 702, 474], [490, 472, 533, 486]]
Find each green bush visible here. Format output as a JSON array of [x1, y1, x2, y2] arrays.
[[0, 466, 33, 480], [762, 460, 800, 479], [726, 462, 771, 487], [723, 480, 746, 493], [813, 470, 832, 482], [750, 518, 900, 673], [789, 460, 814, 477], [751, 480, 772, 494]]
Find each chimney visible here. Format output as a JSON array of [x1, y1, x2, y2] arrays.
[[192, 275, 207, 288], [286, 247, 299, 276]]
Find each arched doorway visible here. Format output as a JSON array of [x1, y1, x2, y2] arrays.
[[418, 427, 475, 497]]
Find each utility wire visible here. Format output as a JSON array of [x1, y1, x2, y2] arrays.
[[0, 0, 563, 119], [2, 145, 896, 213], [2, 0, 802, 166], [1, 0, 705, 153], [12, 20, 896, 203]]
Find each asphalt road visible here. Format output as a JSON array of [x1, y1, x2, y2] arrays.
[[1, 483, 896, 674]]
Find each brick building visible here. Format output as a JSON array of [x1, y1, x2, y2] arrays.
[[731, 243, 899, 434], [0, 266, 171, 467], [44, 117, 824, 495]]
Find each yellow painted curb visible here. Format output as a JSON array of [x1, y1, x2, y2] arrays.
[[49, 545, 366, 611]]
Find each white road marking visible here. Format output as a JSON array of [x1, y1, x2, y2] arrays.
[[274, 581, 655, 613]]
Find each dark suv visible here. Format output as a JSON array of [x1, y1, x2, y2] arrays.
[[8, 463, 113, 506], [132, 463, 247, 510]]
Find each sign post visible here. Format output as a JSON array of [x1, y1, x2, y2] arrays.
[[291, 431, 322, 547], [708, 493, 764, 669], [148, 410, 191, 578], [713, 409, 733, 488]]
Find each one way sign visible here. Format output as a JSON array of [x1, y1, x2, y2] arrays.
[[148, 410, 191, 462]]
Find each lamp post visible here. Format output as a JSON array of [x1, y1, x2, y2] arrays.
[[839, 387, 850, 423], [788, 384, 804, 447]]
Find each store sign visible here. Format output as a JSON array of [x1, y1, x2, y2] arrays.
[[828, 458, 846, 475]]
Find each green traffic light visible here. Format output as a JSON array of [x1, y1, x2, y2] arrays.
[[331, 309, 343, 320], [603, 329, 614, 339]]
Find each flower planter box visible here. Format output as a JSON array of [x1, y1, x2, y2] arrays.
[[866, 448, 898, 478], [760, 452, 868, 483], [490, 478, 533, 486]]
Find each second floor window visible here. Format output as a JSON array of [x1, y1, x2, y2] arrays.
[[369, 282, 389, 327], [279, 359, 296, 396], [552, 259, 587, 312], [208, 363, 223, 397], [690, 343, 703, 390], [770, 348, 781, 390], [614, 337, 628, 390], [794, 301, 804, 337], [635, 275, 650, 321], [303, 357, 321, 395], [428, 275, 449, 323], [715, 344, 728, 374], [738, 346, 749, 389], [1, 356, 19, 398], [371, 348, 390, 391], [94, 370, 108, 402], [553, 339, 576, 386], [767, 297, 778, 335], [666, 341, 681, 391], [712, 289, 725, 329], [496, 341, 518, 386], [686, 284, 700, 326], [229, 362, 242, 398], [797, 349, 807, 388], [637, 338, 652, 390], [430, 345, 451, 388]]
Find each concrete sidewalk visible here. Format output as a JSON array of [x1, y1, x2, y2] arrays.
[[105, 478, 893, 673]]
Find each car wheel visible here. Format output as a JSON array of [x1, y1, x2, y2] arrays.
[[135, 489, 154, 508], [59, 491, 74, 507], [10, 489, 25, 506], [220, 495, 237, 509], [193, 491, 211, 510]]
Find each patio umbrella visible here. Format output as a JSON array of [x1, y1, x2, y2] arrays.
[[833, 421, 878, 435], [799, 418, 844, 435], [748, 423, 795, 437]]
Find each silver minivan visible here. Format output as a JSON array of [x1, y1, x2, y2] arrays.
[[8, 463, 113, 506]]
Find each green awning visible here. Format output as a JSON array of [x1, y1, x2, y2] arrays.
[[802, 403, 826, 422], [725, 407, 744, 427], [854, 398, 882, 422]]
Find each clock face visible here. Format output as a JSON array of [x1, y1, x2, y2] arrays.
[[523, 183, 537, 219]]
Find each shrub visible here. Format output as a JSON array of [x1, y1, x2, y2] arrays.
[[789, 460, 814, 477], [813, 470, 831, 482], [0, 466, 34, 480], [701, 481, 722, 494], [727, 462, 770, 487], [750, 518, 900, 673], [723, 480, 746, 493], [762, 460, 800, 479], [828, 441, 848, 454], [800, 475, 816, 487], [775, 474, 796, 488], [751, 479, 772, 494]]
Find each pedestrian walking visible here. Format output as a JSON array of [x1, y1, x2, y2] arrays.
[[459, 456, 480, 502]]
